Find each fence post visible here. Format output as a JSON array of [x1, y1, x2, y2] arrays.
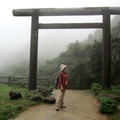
[[8, 74, 11, 86], [47, 76, 50, 88]]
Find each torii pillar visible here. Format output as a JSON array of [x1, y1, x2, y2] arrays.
[[29, 11, 39, 90]]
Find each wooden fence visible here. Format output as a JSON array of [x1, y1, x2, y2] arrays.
[[0, 75, 50, 88]]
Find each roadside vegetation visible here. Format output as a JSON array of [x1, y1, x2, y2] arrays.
[[90, 83, 120, 120], [0, 84, 52, 120]]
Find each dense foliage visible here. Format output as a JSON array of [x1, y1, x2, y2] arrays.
[[37, 40, 101, 89], [111, 22, 120, 85]]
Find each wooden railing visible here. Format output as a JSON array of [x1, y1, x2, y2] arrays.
[[0, 75, 50, 88]]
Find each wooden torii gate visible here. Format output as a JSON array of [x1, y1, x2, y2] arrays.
[[13, 7, 120, 90]]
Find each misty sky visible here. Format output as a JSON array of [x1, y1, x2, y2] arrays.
[[0, 0, 120, 73]]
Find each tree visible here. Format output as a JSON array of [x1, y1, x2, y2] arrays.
[[111, 23, 120, 85], [89, 40, 102, 84]]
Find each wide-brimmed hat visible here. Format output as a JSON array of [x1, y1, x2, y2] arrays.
[[60, 64, 67, 71]]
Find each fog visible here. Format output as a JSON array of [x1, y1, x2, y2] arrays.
[[0, 0, 120, 73]]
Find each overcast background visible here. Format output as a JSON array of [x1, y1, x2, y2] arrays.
[[0, 0, 120, 73]]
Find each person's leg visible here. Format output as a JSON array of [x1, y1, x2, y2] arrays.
[[56, 89, 63, 111], [56, 89, 66, 110], [61, 90, 66, 108]]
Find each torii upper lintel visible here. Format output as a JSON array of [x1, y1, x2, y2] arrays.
[[13, 7, 120, 16]]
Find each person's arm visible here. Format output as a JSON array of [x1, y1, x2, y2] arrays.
[[65, 72, 68, 86], [58, 72, 64, 90], [65, 80, 68, 85]]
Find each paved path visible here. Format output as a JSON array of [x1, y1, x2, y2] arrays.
[[12, 90, 107, 120]]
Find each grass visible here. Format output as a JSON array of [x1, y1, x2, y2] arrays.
[[0, 84, 44, 120], [100, 85, 120, 96]]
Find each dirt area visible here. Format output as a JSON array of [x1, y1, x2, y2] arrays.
[[11, 90, 108, 120]]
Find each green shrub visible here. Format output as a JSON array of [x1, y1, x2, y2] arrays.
[[91, 83, 102, 95], [99, 97, 118, 114]]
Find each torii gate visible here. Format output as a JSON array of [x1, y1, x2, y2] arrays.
[[13, 7, 120, 90]]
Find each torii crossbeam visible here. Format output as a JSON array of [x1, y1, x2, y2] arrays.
[[13, 7, 120, 90]]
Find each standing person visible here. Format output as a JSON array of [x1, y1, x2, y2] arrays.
[[56, 64, 68, 111]]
